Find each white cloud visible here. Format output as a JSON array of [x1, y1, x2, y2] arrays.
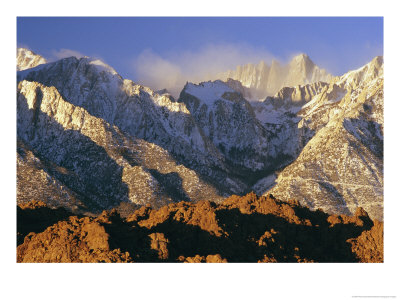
[[134, 49, 183, 95], [132, 43, 276, 97]]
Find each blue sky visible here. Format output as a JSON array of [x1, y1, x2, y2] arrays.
[[17, 17, 383, 92]]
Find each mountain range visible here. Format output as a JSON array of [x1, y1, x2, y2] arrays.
[[217, 53, 333, 99], [16, 48, 383, 222]]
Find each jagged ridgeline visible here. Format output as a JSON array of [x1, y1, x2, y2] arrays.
[[17, 194, 383, 263], [217, 54, 333, 99], [16, 48, 383, 222]]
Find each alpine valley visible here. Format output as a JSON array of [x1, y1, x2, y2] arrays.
[[16, 48, 384, 262]]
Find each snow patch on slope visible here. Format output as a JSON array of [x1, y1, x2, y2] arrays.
[[88, 59, 119, 76], [184, 80, 235, 106]]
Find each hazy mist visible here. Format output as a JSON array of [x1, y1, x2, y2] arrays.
[[133, 43, 277, 98], [51, 48, 84, 61]]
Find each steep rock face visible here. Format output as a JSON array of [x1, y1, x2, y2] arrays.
[[17, 48, 47, 71], [17, 194, 383, 263], [283, 54, 331, 88], [266, 60, 284, 98], [268, 81, 329, 104], [178, 80, 273, 174], [221, 61, 270, 99], [248, 81, 330, 182], [218, 54, 332, 99], [224, 78, 253, 99], [264, 57, 384, 221], [17, 80, 241, 212]]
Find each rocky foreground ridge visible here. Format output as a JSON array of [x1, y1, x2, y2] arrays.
[[17, 193, 383, 263]]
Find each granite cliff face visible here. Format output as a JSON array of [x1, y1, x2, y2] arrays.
[[178, 81, 271, 173], [218, 54, 332, 99], [224, 78, 253, 99]]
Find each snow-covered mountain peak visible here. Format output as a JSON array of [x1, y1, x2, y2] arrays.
[[183, 80, 236, 106], [17, 47, 47, 71], [336, 56, 383, 89], [217, 54, 332, 99], [179, 79, 273, 172], [290, 53, 311, 63], [85, 58, 119, 76], [288, 53, 314, 74], [18, 55, 123, 88]]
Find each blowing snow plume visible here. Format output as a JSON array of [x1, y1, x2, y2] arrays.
[[133, 43, 276, 98], [51, 48, 85, 60]]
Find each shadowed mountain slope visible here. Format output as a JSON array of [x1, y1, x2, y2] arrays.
[[17, 80, 238, 213]]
